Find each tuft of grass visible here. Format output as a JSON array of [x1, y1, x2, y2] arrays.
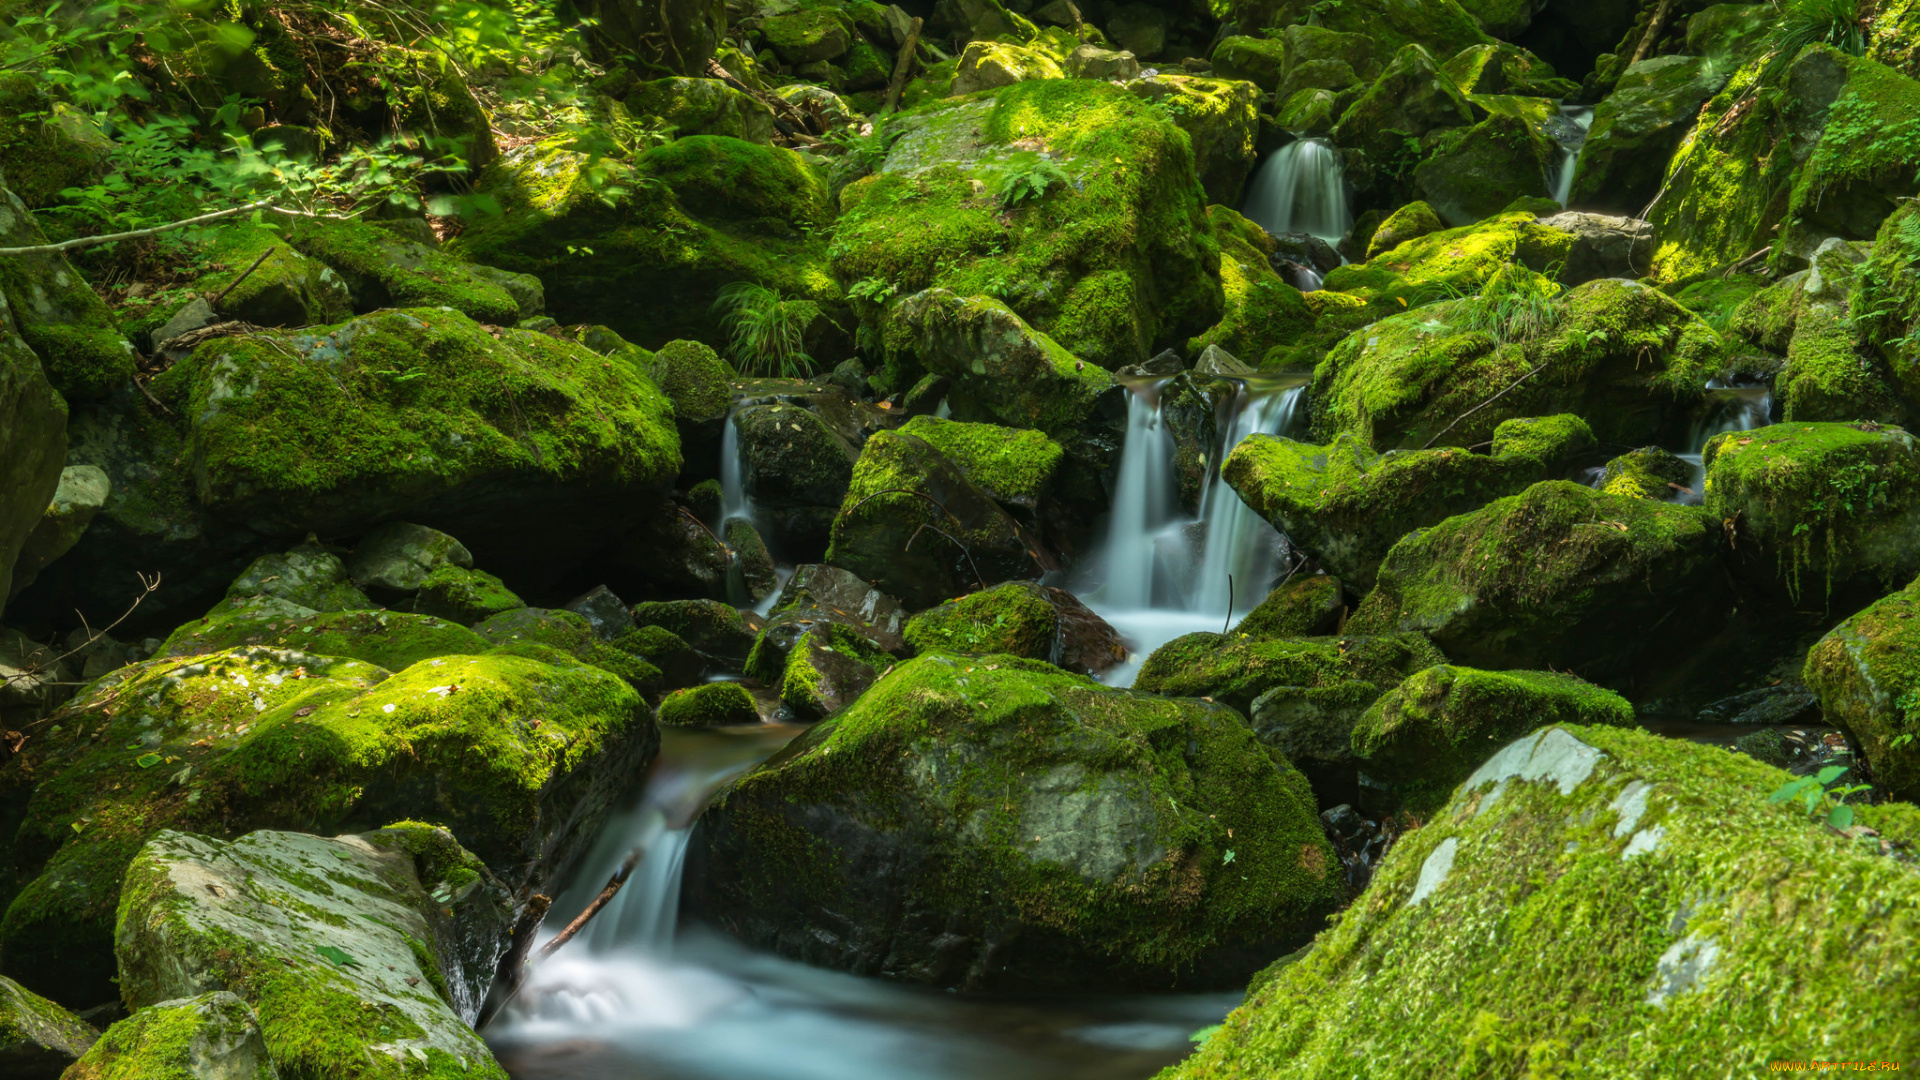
[[712, 281, 821, 378], [1411, 263, 1567, 344], [1761, 0, 1869, 85]]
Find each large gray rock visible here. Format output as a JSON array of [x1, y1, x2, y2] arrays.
[[0, 974, 96, 1079], [116, 827, 513, 1078], [61, 992, 273, 1080], [8, 464, 108, 599], [1537, 211, 1656, 283], [0, 184, 136, 400], [348, 522, 473, 595], [0, 294, 65, 615]]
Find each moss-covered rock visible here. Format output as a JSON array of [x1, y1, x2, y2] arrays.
[[1311, 278, 1723, 451], [1702, 421, 1920, 602], [61, 992, 271, 1080], [1488, 412, 1597, 466], [0, 973, 95, 1077], [630, 599, 757, 667], [1412, 113, 1556, 228], [0, 310, 66, 614], [827, 430, 1046, 609], [1123, 75, 1261, 207], [158, 606, 491, 672], [1597, 445, 1695, 500], [190, 224, 354, 329], [1187, 207, 1320, 368], [840, 79, 1223, 370], [1135, 630, 1444, 716], [626, 77, 778, 143], [115, 827, 512, 1077], [1231, 575, 1346, 639], [725, 518, 779, 605], [0, 185, 135, 400], [349, 522, 473, 597], [219, 542, 374, 614], [1329, 44, 1477, 198], [1803, 577, 1920, 801], [285, 217, 534, 325], [1348, 481, 1728, 684], [1351, 665, 1635, 815], [472, 606, 670, 692], [777, 621, 893, 719], [1569, 55, 1728, 216], [951, 40, 1064, 95], [1223, 433, 1559, 591], [611, 624, 704, 691], [896, 415, 1064, 511], [412, 565, 524, 624], [692, 653, 1346, 991], [736, 400, 858, 514], [150, 308, 680, 553], [0, 645, 651, 1003], [1234, 0, 1489, 58], [1318, 210, 1574, 311], [1160, 724, 1920, 1077], [452, 135, 841, 349], [1210, 36, 1288, 93], [559, 0, 724, 74], [903, 581, 1125, 675], [657, 680, 759, 727], [0, 75, 110, 210], [1363, 201, 1443, 262], [647, 339, 735, 425], [7, 464, 105, 601], [1850, 201, 1920, 406]]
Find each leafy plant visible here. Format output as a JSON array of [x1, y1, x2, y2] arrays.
[[1760, 0, 1869, 86], [848, 276, 898, 305], [827, 119, 903, 174], [1771, 763, 1871, 830], [713, 281, 821, 378], [995, 158, 1070, 209]]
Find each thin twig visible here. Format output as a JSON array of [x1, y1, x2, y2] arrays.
[[0, 201, 272, 256], [212, 247, 275, 308], [884, 17, 924, 115], [537, 848, 643, 961], [1222, 574, 1233, 634], [474, 893, 550, 1031], [1421, 363, 1550, 450], [1, 572, 161, 691], [843, 487, 987, 588]]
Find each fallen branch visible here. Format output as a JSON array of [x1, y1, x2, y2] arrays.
[[1629, 0, 1679, 66], [884, 17, 925, 114], [474, 893, 550, 1031], [537, 848, 643, 962], [211, 246, 275, 308], [0, 201, 273, 256], [1, 572, 161, 692], [1421, 363, 1550, 450]]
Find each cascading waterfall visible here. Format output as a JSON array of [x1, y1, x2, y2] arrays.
[[1098, 382, 1183, 611], [1192, 389, 1303, 616], [1241, 139, 1352, 246], [1550, 107, 1594, 208], [1675, 383, 1773, 501], [718, 410, 751, 530]]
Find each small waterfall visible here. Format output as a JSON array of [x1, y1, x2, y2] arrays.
[[1550, 107, 1594, 208], [719, 410, 751, 530], [1192, 387, 1303, 616], [1242, 139, 1351, 247], [1675, 383, 1773, 503], [1099, 382, 1182, 611]]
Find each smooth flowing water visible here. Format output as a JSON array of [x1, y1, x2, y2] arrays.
[[718, 411, 752, 530], [1676, 383, 1774, 502], [1241, 139, 1351, 246], [1084, 376, 1307, 686], [1550, 107, 1594, 208], [488, 728, 1237, 1080]]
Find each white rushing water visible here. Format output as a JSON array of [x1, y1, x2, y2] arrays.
[[1083, 377, 1306, 687], [718, 410, 752, 531], [1675, 383, 1773, 502], [1241, 139, 1351, 246], [488, 728, 1236, 1080], [1550, 107, 1594, 208]]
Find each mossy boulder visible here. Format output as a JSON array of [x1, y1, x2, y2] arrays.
[[735, 400, 859, 515], [7, 464, 107, 600], [1351, 665, 1636, 815], [1803, 577, 1920, 801], [903, 581, 1125, 676], [193, 225, 354, 329], [755, 563, 910, 657], [1122, 75, 1261, 207], [1702, 421, 1920, 603], [657, 681, 759, 727], [631, 599, 758, 668], [827, 430, 1047, 610], [691, 654, 1347, 991], [611, 623, 704, 690], [452, 135, 841, 349], [762, 6, 854, 64], [1231, 575, 1347, 639], [1187, 206, 1320, 368], [1850, 202, 1920, 406], [951, 41, 1064, 96], [0, 973, 95, 1077], [896, 415, 1064, 511], [1364, 201, 1443, 262], [1488, 412, 1598, 466], [777, 621, 894, 719], [0, 308, 66, 614], [1234, 0, 1489, 58], [725, 518, 779, 605], [285, 217, 535, 325], [0, 185, 135, 400], [1597, 445, 1695, 500], [1161, 724, 1920, 1076], [149, 309, 680, 565], [1135, 631, 1444, 715], [626, 77, 778, 143], [1348, 481, 1729, 684], [1222, 433, 1564, 591], [115, 827, 512, 1077], [886, 290, 1116, 455], [472, 606, 669, 691], [647, 338, 735, 425], [1311, 278, 1723, 451], [1329, 44, 1477, 196], [840, 78, 1223, 370], [349, 522, 473, 597], [158, 606, 490, 672], [558, 0, 724, 74], [62, 992, 271, 1080], [0, 75, 111, 209], [1412, 113, 1557, 228], [219, 542, 374, 613], [0, 646, 652, 1003], [1318, 210, 1574, 310], [1569, 55, 1727, 216], [412, 565, 524, 624], [1210, 36, 1288, 93]]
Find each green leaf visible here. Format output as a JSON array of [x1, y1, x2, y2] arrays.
[[1814, 765, 1848, 785], [1828, 804, 1855, 830], [315, 945, 360, 967], [1190, 1024, 1223, 1045], [135, 753, 162, 768], [1769, 777, 1815, 803], [1223, 850, 1236, 864]]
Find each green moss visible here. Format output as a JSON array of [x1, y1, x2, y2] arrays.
[[1597, 446, 1693, 500], [609, 624, 704, 690], [1231, 575, 1346, 640], [412, 565, 524, 624], [148, 308, 680, 534], [1786, 50, 1920, 244], [897, 415, 1063, 507], [630, 599, 757, 665], [0, 970, 96, 1061], [1348, 480, 1725, 682], [0, 191, 135, 400], [1849, 202, 1920, 399], [1803, 578, 1920, 800], [159, 607, 490, 670], [1702, 421, 1920, 601], [903, 582, 1058, 658], [195, 224, 353, 328], [647, 339, 736, 423], [62, 992, 274, 1080], [1135, 631, 1445, 715], [1488, 413, 1595, 467], [1210, 36, 1288, 93], [656, 681, 758, 727], [835, 78, 1222, 369], [1411, 113, 1556, 228], [624, 77, 777, 142], [1351, 665, 1635, 815], [474, 608, 672, 692], [1320, 211, 1574, 314], [0, 74, 108, 208], [778, 621, 893, 718], [701, 653, 1346, 987], [1672, 275, 1768, 335], [1188, 206, 1320, 367], [286, 217, 523, 324], [1364, 201, 1444, 262], [1160, 723, 1920, 1077]]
